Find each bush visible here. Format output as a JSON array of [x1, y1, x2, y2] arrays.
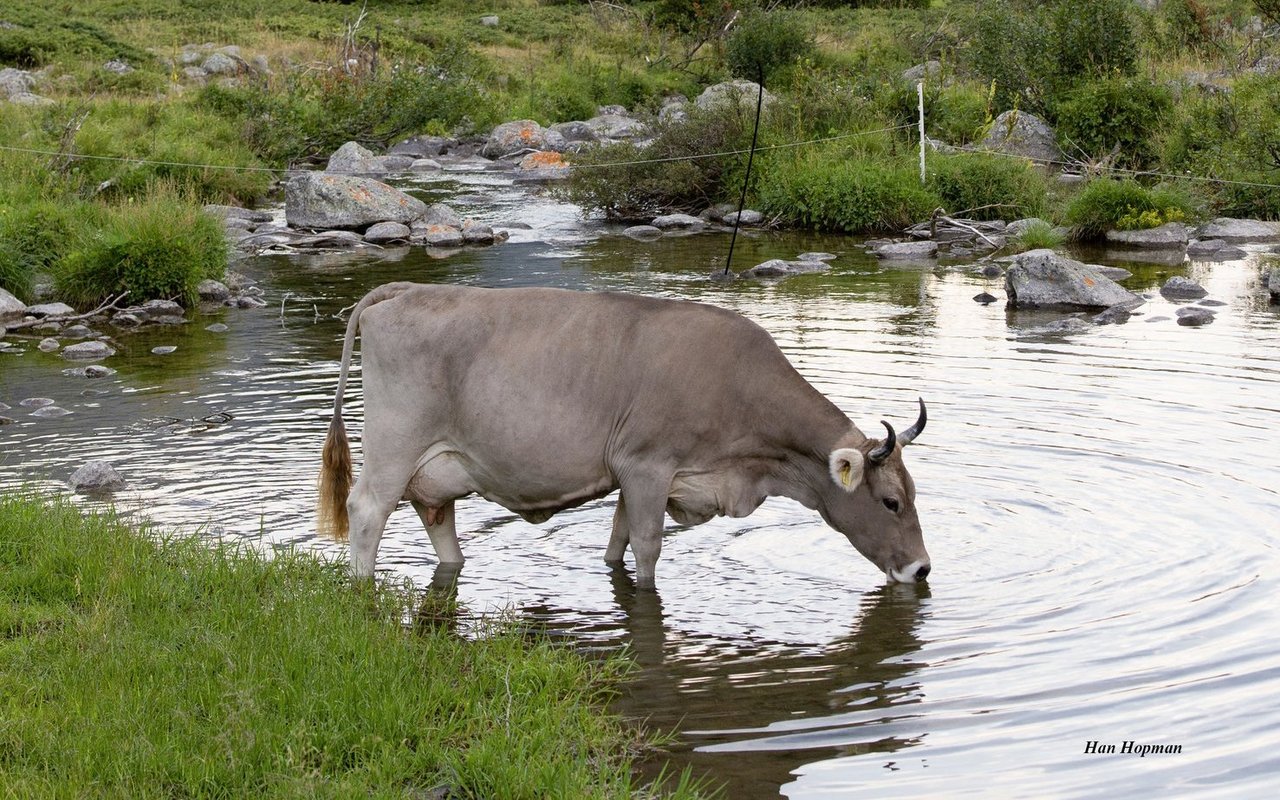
[[926, 153, 1047, 220], [0, 199, 87, 301], [53, 186, 226, 307], [1054, 77, 1172, 169], [1013, 219, 1066, 251], [879, 78, 991, 146], [1065, 179, 1195, 239], [757, 150, 940, 234], [724, 8, 814, 83]]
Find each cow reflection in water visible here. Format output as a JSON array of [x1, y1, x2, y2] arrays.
[[418, 564, 931, 800], [318, 282, 931, 591]]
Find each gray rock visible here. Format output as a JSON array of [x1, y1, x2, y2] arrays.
[[514, 151, 571, 183], [37, 337, 59, 352], [796, 252, 837, 262], [151, 345, 177, 355], [69, 461, 126, 493], [978, 263, 1003, 278], [249, 54, 271, 74], [326, 141, 380, 174], [0, 67, 37, 97], [409, 158, 443, 172], [285, 172, 427, 230], [1104, 222, 1189, 249], [221, 216, 254, 231], [203, 204, 272, 223], [549, 121, 598, 143], [1175, 306, 1215, 326], [461, 220, 495, 244], [1093, 265, 1132, 281], [235, 295, 268, 309], [417, 225, 464, 247], [30, 406, 71, 418], [980, 110, 1062, 165], [1197, 298, 1228, 307], [205, 323, 229, 333], [19, 397, 56, 408], [480, 15, 499, 27], [739, 259, 830, 279], [623, 225, 663, 240], [416, 203, 463, 229], [1266, 267, 1280, 304], [723, 209, 764, 226], [363, 221, 411, 244], [61, 324, 93, 338], [1093, 303, 1139, 325], [26, 302, 76, 318], [1005, 217, 1050, 237], [1160, 276, 1208, 299], [1187, 239, 1248, 260], [1195, 218, 1280, 243], [63, 364, 115, 378], [974, 292, 998, 304], [0, 288, 25, 320], [695, 80, 776, 112], [7, 92, 53, 106], [390, 135, 452, 158], [182, 66, 207, 82], [140, 299, 185, 317], [112, 313, 142, 327], [223, 271, 255, 292], [875, 241, 938, 260], [200, 52, 241, 76], [584, 114, 649, 141], [482, 120, 561, 159], [1005, 249, 1140, 310], [902, 60, 942, 83], [197, 279, 232, 302], [61, 341, 115, 360], [651, 213, 706, 231], [103, 59, 133, 75]]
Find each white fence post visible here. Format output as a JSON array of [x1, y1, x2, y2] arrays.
[[918, 81, 926, 185]]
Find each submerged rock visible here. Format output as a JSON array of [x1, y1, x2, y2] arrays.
[[1176, 306, 1215, 326], [739, 259, 830, 279], [38, 337, 60, 352], [623, 225, 663, 240], [30, 406, 71, 417], [1160, 276, 1208, 299], [62, 365, 116, 378], [61, 341, 115, 360], [974, 292, 998, 304], [874, 241, 938, 260]]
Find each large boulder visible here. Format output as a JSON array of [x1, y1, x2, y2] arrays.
[[285, 172, 427, 230], [482, 120, 566, 159], [1194, 218, 1280, 243], [584, 113, 649, 141], [1005, 249, 1140, 310], [326, 141, 415, 174], [0, 288, 25, 321], [980, 111, 1062, 165], [0, 67, 37, 97], [1104, 222, 1189, 249], [695, 80, 776, 112]]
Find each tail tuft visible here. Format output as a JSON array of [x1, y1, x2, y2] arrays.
[[317, 414, 352, 540]]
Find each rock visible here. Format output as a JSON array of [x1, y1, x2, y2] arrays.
[[549, 121, 598, 144], [651, 213, 705, 231], [390, 135, 452, 158], [1093, 303, 1139, 325], [61, 324, 93, 338], [19, 397, 56, 409], [658, 96, 689, 125], [417, 225, 464, 247], [584, 113, 649, 141], [409, 158, 443, 172], [980, 110, 1062, 165], [796, 252, 837, 262], [623, 225, 663, 240], [482, 120, 562, 159], [1005, 249, 1140, 310], [723, 209, 764, 226], [38, 337, 59, 352], [182, 66, 208, 82], [63, 364, 115, 378], [103, 59, 133, 74], [30, 406, 71, 418], [203, 204, 272, 223], [363, 221, 411, 244], [1197, 298, 1228, 307], [285, 172, 427, 230], [111, 313, 142, 327], [902, 60, 942, 83], [139, 299, 185, 318], [1175, 306, 1215, 326], [461, 220, 495, 245], [1093, 265, 1132, 281], [1195, 218, 1280, 243], [1104, 222, 1189, 249], [1160, 276, 1208, 299], [513, 150, 571, 183], [326, 141, 379, 174], [0, 67, 37, 97], [0, 288, 25, 320], [875, 241, 938, 260], [61, 341, 115, 360], [26, 302, 76, 318], [1265, 267, 1280, 304], [978, 263, 1003, 278], [249, 54, 271, 74], [1187, 239, 1248, 260], [200, 51, 242, 76], [235, 295, 268, 309], [416, 203, 463, 229], [1004, 218, 1050, 237], [480, 15, 499, 27], [197, 279, 232, 302], [69, 461, 127, 493], [974, 292, 998, 304], [205, 323, 229, 333], [739, 259, 830, 279], [151, 345, 177, 355], [695, 80, 776, 112]]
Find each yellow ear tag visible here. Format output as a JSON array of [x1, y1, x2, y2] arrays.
[[839, 463, 852, 488]]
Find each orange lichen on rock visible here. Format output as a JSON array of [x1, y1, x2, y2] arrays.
[[519, 151, 566, 169]]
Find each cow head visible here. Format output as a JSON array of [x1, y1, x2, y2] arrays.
[[822, 399, 930, 584]]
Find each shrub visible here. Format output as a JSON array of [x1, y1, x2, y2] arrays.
[[926, 153, 1047, 220], [1054, 77, 1172, 169], [1048, 0, 1137, 84], [0, 199, 87, 301], [724, 8, 814, 83], [53, 186, 226, 307], [1013, 219, 1066, 251], [879, 79, 994, 146], [1254, 0, 1280, 26], [756, 150, 940, 234], [1065, 179, 1195, 239]]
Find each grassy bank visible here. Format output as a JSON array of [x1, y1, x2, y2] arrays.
[[0, 494, 699, 799]]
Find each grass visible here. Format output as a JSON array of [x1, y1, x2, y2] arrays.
[[1012, 219, 1066, 251], [0, 493, 704, 799]]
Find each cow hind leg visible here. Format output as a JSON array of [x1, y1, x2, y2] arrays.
[[604, 494, 630, 563], [412, 499, 463, 565]]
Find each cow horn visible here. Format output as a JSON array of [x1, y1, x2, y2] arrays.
[[899, 398, 927, 446], [868, 421, 896, 464]]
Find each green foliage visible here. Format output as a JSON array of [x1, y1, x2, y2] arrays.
[[1160, 0, 1220, 52], [1048, 0, 1138, 83], [879, 77, 990, 145], [560, 105, 751, 219], [757, 149, 940, 234], [1065, 179, 1195, 239], [1013, 219, 1066, 251], [0, 493, 706, 799], [724, 8, 815, 83], [0, 200, 86, 301], [0, 9, 150, 68], [1254, 0, 1280, 26], [1054, 76, 1172, 169], [53, 186, 227, 307], [926, 153, 1047, 220]]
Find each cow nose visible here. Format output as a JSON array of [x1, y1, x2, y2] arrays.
[[915, 563, 931, 582]]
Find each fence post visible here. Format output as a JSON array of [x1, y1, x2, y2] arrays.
[[918, 81, 926, 185]]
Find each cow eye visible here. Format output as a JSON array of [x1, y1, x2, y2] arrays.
[[882, 498, 901, 513]]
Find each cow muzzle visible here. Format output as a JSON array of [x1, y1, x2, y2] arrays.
[[888, 560, 931, 584]]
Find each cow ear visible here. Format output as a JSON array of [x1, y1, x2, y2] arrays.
[[828, 448, 865, 493]]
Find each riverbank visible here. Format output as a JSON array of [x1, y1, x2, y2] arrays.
[[0, 493, 703, 798]]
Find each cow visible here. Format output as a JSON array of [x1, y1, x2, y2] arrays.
[[317, 282, 930, 591]]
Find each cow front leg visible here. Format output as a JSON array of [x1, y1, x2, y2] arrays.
[[346, 480, 400, 581], [604, 494, 630, 563], [618, 479, 669, 591], [412, 500, 463, 565]]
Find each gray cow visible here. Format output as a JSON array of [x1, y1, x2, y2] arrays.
[[318, 282, 930, 590]]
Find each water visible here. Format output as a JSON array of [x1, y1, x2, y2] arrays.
[[2, 172, 1279, 798]]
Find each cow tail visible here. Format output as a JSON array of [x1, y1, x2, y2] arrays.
[[317, 283, 415, 540]]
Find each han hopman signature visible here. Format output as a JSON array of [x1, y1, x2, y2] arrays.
[[1084, 741, 1183, 756]]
